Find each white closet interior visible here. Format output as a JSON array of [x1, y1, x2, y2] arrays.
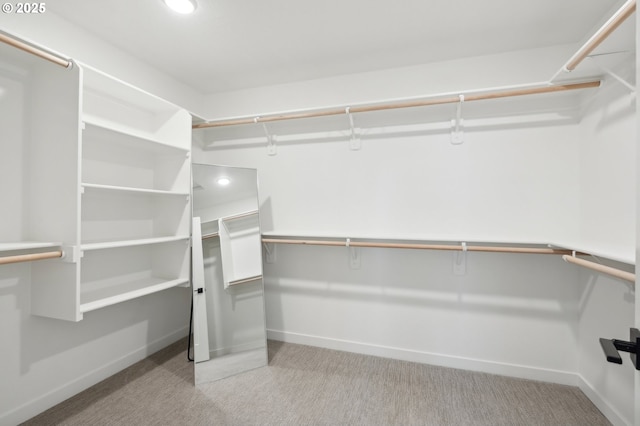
[[0, 0, 637, 424], [190, 2, 636, 423]]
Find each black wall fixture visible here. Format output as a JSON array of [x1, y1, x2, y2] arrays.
[[600, 328, 640, 370]]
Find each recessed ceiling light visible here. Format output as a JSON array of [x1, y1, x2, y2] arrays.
[[163, 0, 197, 14], [217, 177, 231, 186]]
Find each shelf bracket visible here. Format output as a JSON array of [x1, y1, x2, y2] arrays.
[[61, 245, 81, 263], [587, 56, 636, 93], [451, 95, 464, 145], [345, 107, 361, 150]]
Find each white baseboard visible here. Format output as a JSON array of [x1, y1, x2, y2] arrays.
[[268, 330, 635, 425], [577, 375, 630, 426], [1, 326, 189, 426], [267, 329, 578, 386]]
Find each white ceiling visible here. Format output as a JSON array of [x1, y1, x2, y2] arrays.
[[48, 0, 626, 94]]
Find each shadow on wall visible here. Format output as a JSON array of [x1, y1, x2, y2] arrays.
[[195, 87, 593, 152], [2, 257, 191, 376], [262, 245, 582, 323], [199, 109, 581, 153], [259, 197, 274, 234]]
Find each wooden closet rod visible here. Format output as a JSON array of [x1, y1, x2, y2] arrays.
[[193, 81, 601, 130], [229, 275, 263, 286], [0, 250, 64, 266], [562, 255, 635, 283], [564, 0, 636, 71], [0, 32, 72, 69], [221, 210, 259, 222], [261, 238, 576, 255]]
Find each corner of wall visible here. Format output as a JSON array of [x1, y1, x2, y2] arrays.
[[1, 11, 206, 116]]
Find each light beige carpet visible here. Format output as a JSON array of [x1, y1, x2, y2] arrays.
[[22, 338, 611, 425]]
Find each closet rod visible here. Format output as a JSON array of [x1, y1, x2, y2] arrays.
[[0, 250, 64, 266], [202, 232, 219, 240], [193, 81, 601, 130], [564, 0, 636, 71], [261, 238, 576, 255], [221, 210, 259, 221], [0, 32, 72, 69], [562, 255, 635, 283]]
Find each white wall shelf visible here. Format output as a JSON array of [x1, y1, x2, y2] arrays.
[[80, 277, 189, 313], [81, 236, 190, 252], [550, 241, 635, 266], [82, 183, 190, 197], [82, 125, 190, 192], [262, 233, 636, 265], [261, 231, 551, 247], [82, 120, 190, 156]]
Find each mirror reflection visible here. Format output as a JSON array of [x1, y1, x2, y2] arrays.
[[191, 163, 267, 385]]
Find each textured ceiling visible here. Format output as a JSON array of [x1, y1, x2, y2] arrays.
[[47, 0, 626, 94]]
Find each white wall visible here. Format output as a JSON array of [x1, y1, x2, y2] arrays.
[[578, 77, 636, 261], [192, 112, 584, 385], [573, 73, 636, 425], [193, 47, 636, 425], [200, 45, 574, 120], [1, 11, 204, 116], [0, 274, 191, 424]]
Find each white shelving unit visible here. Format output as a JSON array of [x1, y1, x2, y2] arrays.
[[72, 64, 192, 320], [0, 43, 192, 321]]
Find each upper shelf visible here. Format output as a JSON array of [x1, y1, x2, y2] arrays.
[[82, 119, 190, 155], [80, 63, 192, 150], [262, 232, 635, 266], [552, 0, 636, 85], [194, 80, 603, 149], [81, 235, 189, 252], [82, 183, 189, 197]]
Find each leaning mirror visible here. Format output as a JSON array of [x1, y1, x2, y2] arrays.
[[191, 163, 267, 385]]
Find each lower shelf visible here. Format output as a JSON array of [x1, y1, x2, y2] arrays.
[[80, 277, 189, 313]]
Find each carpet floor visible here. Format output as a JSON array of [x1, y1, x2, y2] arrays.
[[22, 338, 611, 426]]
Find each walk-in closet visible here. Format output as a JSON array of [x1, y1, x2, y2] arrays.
[[1, 0, 638, 424]]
